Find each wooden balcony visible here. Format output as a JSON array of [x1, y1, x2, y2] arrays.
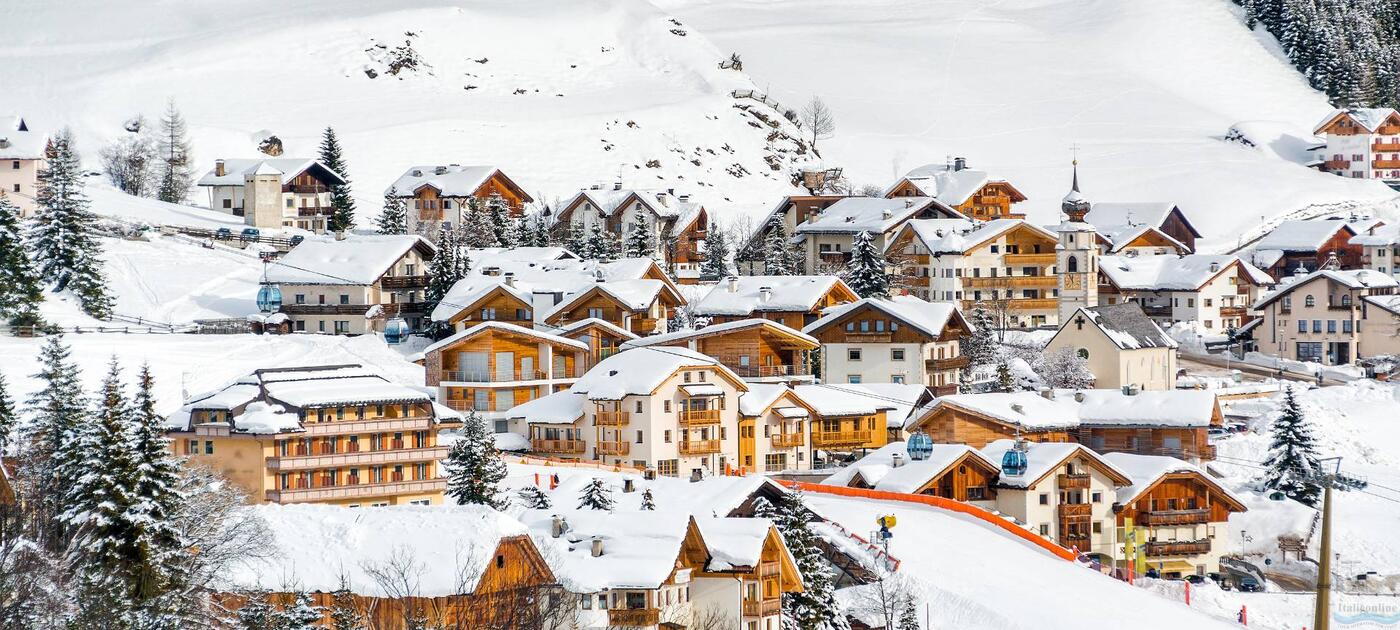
[[295, 207, 333, 217], [1058, 532, 1090, 549], [931, 383, 958, 397], [1139, 509, 1210, 526], [596, 441, 630, 456], [844, 332, 892, 343], [265, 478, 445, 503], [909, 254, 931, 265], [721, 362, 813, 379], [1375, 159, 1400, 169], [1144, 539, 1213, 557], [1004, 253, 1057, 265], [743, 599, 782, 617], [679, 409, 722, 427], [1008, 298, 1058, 311], [1057, 502, 1092, 518], [281, 303, 373, 315], [531, 438, 586, 454], [811, 430, 872, 449], [382, 302, 427, 316], [771, 433, 804, 448], [1141, 305, 1173, 318], [1374, 142, 1400, 152], [925, 355, 970, 371], [286, 184, 330, 194], [595, 410, 630, 426], [679, 439, 722, 455], [1220, 306, 1247, 318], [301, 416, 437, 436], [759, 561, 781, 578], [440, 369, 549, 383], [380, 274, 431, 290], [1057, 473, 1090, 489], [1323, 159, 1350, 170], [266, 446, 448, 471], [608, 608, 661, 627]]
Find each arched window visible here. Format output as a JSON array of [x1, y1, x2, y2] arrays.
[[1077, 348, 1089, 360], [1342, 294, 1352, 306], [1067, 256, 1079, 273], [1305, 295, 1315, 307]]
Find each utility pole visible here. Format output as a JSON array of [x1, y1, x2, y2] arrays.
[[1314, 481, 1332, 630]]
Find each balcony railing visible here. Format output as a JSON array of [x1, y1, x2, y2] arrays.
[[679, 409, 721, 426], [382, 302, 427, 316], [1220, 306, 1247, 318], [717, 361, 813, 379], [440, 369, 550, 383], [265, 446, 448, 471], [608, 608, 661, 627], [1057, 502, 1092, 518], [1007, 298, 1058, 311], [1004, 253, 1057, 265], [679, 439, 722, 455], [1375, 159, 1400, 169], [531, 438, 586, 454], [1057, 473, 1090, 489], [595, 411, 630, 426], [301, 416, 437, 436], [931, 383, 958, 397], [758, 561, 781, 578], [281, 304, 373, 315], [286, 184, 330, 194], [811, 430, 871, 448], [742, 599, 782, 617], [380, 274, 431, 290], [771, 433, 804, 448], [295, 207, 334, 217], [1144, 539, 1213, 557], [265, 478, 445, 503], [1139, 509, 1210, 527], [925, 355, 970, 371], [1141, 305, 1172, 317], [844, 332, 892, 343], [1374, 142, 1400, 152], [596, 441, 630, 456]]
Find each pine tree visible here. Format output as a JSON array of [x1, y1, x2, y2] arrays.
[[994, 359, 1015, 393], [565, 222, 587, 257], [583, 221, 619, 261], [844, 230, 889, 299], [25, 336, 89, 548], [898, 599, 920, 630], [639, 488, 656, 510], [0, 373, 13, 451], [700, 225, 730, 280], [960, 307, 998, 371], [376, 188, 408, 235], [1259, 387, 1323, 506], [329, 578, 364, 630], [27, 129, 114, 319], [0, 193, 45, 328], [443, 412, 507, 509], [237, 590, 278, 630], [155, 99, 194, 204], [577, 478, 615, 511], [763, 214, 796, 275], [624, 216, 655, 259], [319, 127, 356, 233], [517, 486, 552, 509], [423, 224, 465, 338], [762, 489, 849, 630], [127, 364, 184, 604], [277, 591, 324, 630], [486, 194, 514, 248]]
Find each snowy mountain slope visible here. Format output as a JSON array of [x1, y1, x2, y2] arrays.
[[657, 0, 1400, 250], [1, 0, 814, 223]]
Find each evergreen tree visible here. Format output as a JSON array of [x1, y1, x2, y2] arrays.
[[155, 99, 194, 204], [762, 214, 797, 275], [1032, 347, 1095, 390], [1259, 387, 1323, 506], [423, 224, 466, 338], [0, 373, 13, 451], [517, 486, 552, 509], [443, 412, 507, 509], [898, 599, 920, 630], [624, 216, 655, 259], [565, 222, 587, 257], [577, 478, 615, 511], [237, 590, 278, 630], [376, 188, 407, 235], [959, 307, 998, 372], [761, 490, 849, 630], [844, 231, 889, 299], [486, 194, 514, 248], [319, 127, 356, 233], [639, 488, 656, 510], [994, 359, 1015, 393], [329, 578, 364, 630], [25, 336, 89, 547], [127, 364, 184, 604], [0, 193, 45, 328], [276, 591, 324, 630], [27, 129, 113, 319], [460, 198, 500, 248], [700, 225, 730, 280]]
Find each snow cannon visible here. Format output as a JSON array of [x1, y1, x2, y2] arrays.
[[906, 432, 933, 461], [384, 317, 410, 344]]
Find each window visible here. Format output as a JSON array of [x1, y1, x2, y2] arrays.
[[1092, 491, 1102, 503], [10, 184, 17, 193], [1039, 523, 1049, 536], [204, 440, 215, 455], [1305, 295, 1315, 307], [481, 308, 497, 320], [588, 307, 604, 319], [339, 294, 350, 305], [860, 320, 870, 332], [10, 161, 17, 170], [848, 348, 862, 361], [1093, 522, 1103, 534], [1312, 320, 1322, 333], [635, 430, 643, 444], [1343, 320, 1353, 333], [1076, 348, 1089, 360], [1327, 320, 1337, 333], [635, 400, 643, 413], [664, 430, 672, 444], [663, 400, 672, 413], [891, 374, 905, 384], [1039, 493, 1049, 505], [847, 375, 862, 384], [222, 199, 232, 208], [1298, 319, 1308, 333]]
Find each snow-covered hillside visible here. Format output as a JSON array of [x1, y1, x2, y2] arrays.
[[658, 0, 1400, 249], [2, 0, 814, 222]]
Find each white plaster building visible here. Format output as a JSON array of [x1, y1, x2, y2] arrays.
[[1313, 108, 1400, 182], [197, 158, 346, 231], [1097, 254, 1274, 332], [0, 115, 45, 217]]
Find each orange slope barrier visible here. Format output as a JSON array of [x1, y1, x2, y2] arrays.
[[776, 480, 1079, 562]]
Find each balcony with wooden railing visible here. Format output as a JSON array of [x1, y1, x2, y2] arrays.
[[531, 438, 586, 454], [281, 303, 373, 316], [844, 332, 892, 343], [1376, 159, 1400, 169], [925, 355, 970, 371], [1323, 159, 1350, 170], [595, 410, 630, 426], [1058, 532, 1089, 549], [679, 408, 722, 427], [596, 441, 630, 456], [1004, 252, 1057, 265], [1141, 305, 1172, 318], [295, 206, 334, 217], [1057, 502, 1092, 518], [265, 478, 445, 503], [743, 599, 782, 617], [1007, 298, 1058, 311], [265, 446, 448, 471], [1138, 509, 1210, 526], [440, 368, 552, 384], [1144, 539, 1212, 557], [608, 608, 661, 627], [379, 274, 431, 290], [759, 561, 781, 578], [301, 416, 436, 436], [1374, 141, 1400, 152], [679, 439, 722, 455], [811, 430, 872, 449], [771, 433, 804, 448], [1220, 306, 1247, 318], [717, 360, 813, 380], [931, 383, 958, 397], [1057, 473, 1090, 489], [286, 183, 330, 194]]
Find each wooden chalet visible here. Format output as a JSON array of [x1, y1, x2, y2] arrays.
[[423, 321, 589, 420], [825, 442, 1001, 502], [695, 275, 859, 330], [555, 317, 640, 368], [906, 393, 1078, 448], [622, 318, 819, 383], [1085, 202, 1202, 254], [791, 385, 892, 457], [1251, 220, 1363, 280], [541, 279, 684, 336], [736, 195, 846, 274], [802, 296, 970, 395], [738, 384, 819, 473], [1103, 452, 1248, 576], [884, 159, 1029, 221]]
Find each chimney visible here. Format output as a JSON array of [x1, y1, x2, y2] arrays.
[[1040, 388, 1054, 400], [678, 193, 690, 203], [759, 286, 773, 302], [484, 266, 501, 277], [1323, 250, 1341, 271], [727, 276, 739, 293], [1209, 262, 1220, 273], [623, 479, 635, 493], [434, 166, 448, 175], [551, 515, 567, 538], [215, 159, 226, 177], [591, 537, 605, 557], [1010, 403, 1024, 415], [504, 273, 516, 288], [613, 180, 623, 191], [891, 453, 905, 468], [882, 209, 893, 220], [411, 169, 423, 177], [595, 268, 606, 282], [904, 199, 913, 209], [1121, 384, 1139, 396], [954, 157, 967, 172], [689, 468, 704, 483]]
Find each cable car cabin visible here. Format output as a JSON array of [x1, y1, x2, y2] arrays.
[[1001, 448, 1028, 477], [384, 317, 411, 344], [256, 284, 283, 313], [906, 432, 934, 461]]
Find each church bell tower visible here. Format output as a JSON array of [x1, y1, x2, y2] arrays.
[[1056, 160, 1098, 324]]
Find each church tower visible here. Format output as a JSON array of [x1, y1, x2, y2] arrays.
[[1056, 160, 1098, 324]]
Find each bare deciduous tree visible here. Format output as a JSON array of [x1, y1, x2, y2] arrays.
[[853, 569, 921, 630], [800, 96, 836, 153]]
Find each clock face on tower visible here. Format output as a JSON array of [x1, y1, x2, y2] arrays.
[[1064, 273, 1083, 290]]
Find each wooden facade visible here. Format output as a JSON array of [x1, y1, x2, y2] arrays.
[[407, 170, 531, 220], [1115, 473, 1244, 526], [445, 286, 535, 330], [1077, 426, 1216, 461], [1262, 226, 1362, 280], [885, 178, 1028, 221], [849, 452, 999, 502], [560, 319, 637, 368], [544, 284, 682, 336], [908, 404, 1072, 448], [707, 283, 859, 330], [640, 321, 817, 381], [425, 325, 585, 415]]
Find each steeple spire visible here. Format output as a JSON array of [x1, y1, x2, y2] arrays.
[[1061, 157, 1091, 221]]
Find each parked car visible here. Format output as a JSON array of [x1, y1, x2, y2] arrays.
[[240, 228, 261, 242], [1208, 572, 1232, 590], [289, 235, 304, 246], [1237, 576, 1262, 592], [214, 227, 232, 239], [1184, 574, 1207, 585], [1208, 427, 1229, 438]]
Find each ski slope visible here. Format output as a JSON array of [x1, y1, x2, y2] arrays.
[[657, 0, 1400, 250]]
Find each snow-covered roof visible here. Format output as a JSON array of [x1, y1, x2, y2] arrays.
[[891, 218, 1054, 255], [1253, 220, 1355, 253], [542, 279, 671, 322], [920, 393, 1081, 431], [1086, 202, 1176, 231], [569, 346, 744, 401], [804, 295, 964, 340], [557, 188, 700, 226], [523, 509, 692, 591], [385, 164, 528, 201], [1072, 389, 1218, 427], [694, 275, 854, 317], [1314, 107, 1400, 134], [1254, 268, 1400, 309], [1350, 223, 1400, 247], [1364, 294, 1400, 316], [267, 235, 432, 285], [263, 374, 429, 408], [423, 320, 588, 356], [795, 197, 959, 235], [792, 384, 892, 417], [1101, 452, 1245, 509], [853, 383, 932, 428], [505, 390, 587, 424], [1063, 303, 1178, 350], [0, 115, 46, 160], [620, 318, 818, 351], [466, 246, 578, 263], [554, 317, 640, 341], [197, 158, 346, 187], [738, 383, 793, 417], [884, 165, 992, 206], [822, 441, 997, 493], [1098, 254, 1272, 291], [1098, 224, 1190, 254], [981, 439, 1130, 489], [225, 504, 531, 597], [431, 256, 668, 322], [693, 516, 775, 571]]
